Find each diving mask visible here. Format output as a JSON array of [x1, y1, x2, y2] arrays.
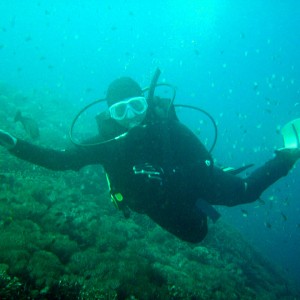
[[109, 97, 148, 128]]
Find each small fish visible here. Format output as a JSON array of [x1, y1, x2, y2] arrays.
[[264, 108, 272, 114], [281, 212, 287, 222], [264, 221, 272, 229], [14, 110, 40, 139], [257, 197, 266, 205], [241, 209, 248, 217], [195, 127, 201, 136], [25, 36, 32, 42], [253, 82, 259, 91], [282, 197, 289, 206]]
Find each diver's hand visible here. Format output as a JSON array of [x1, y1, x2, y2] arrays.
[[275, 148, 300, 164], [0, 130, 17, 150]]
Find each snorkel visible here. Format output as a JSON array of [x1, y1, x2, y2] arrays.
[[147, 68, 161, 108]]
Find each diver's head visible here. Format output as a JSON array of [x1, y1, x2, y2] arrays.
[[106, 77, 147, 129]]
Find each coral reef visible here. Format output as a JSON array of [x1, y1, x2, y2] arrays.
[[0, 163, 299, 299]]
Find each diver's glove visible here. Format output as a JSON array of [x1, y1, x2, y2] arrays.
[[0, 130, 17, 150], [133, 163, 164, 183]]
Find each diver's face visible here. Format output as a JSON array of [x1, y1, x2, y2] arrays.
[[109, 97, 148, 129]]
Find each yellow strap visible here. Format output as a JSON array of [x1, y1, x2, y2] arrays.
[[106, 173, 124, 209]]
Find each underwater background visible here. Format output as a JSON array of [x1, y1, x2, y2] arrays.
[[0, 0, 300, 299]]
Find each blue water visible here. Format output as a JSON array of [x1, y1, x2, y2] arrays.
[[1, 0, 299, 285]]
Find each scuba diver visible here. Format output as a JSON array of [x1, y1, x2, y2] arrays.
[[0, 69, 300, 243]]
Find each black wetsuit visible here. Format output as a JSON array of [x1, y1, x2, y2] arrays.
[[10, 110, 294, 243]]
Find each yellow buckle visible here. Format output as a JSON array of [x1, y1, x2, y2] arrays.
[[111, 192, 124, 209]]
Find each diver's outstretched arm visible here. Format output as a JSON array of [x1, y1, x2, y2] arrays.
[[206, 118, 300, 206], [207, 148, 299, 207], [0, 129, 111, 171]]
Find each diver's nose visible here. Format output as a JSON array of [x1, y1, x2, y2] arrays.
[[126, 108, 135, 119]]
